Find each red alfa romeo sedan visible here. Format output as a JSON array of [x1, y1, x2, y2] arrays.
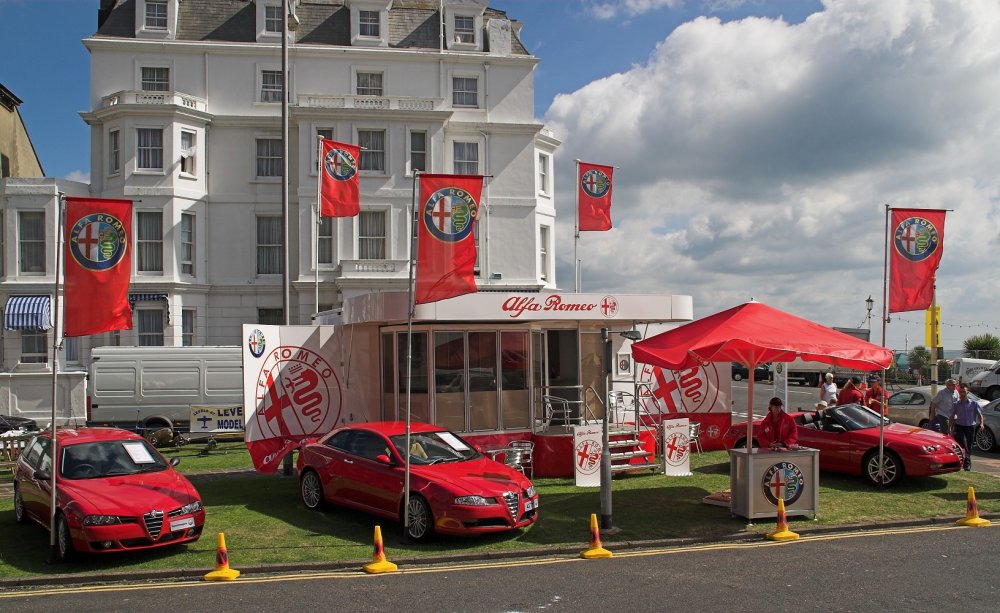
[[297, 421, 538, 541], [13, 428, 205, 560]]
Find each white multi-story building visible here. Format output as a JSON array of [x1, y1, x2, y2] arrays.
[[0, 0, 559, 369]]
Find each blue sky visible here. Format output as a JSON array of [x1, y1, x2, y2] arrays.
[[3, 0, 1000, 352]]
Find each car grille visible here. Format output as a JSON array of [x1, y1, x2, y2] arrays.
[[502, 491, 519, 518], [952, 443, 964, 458], [143, 510, 165, 538]]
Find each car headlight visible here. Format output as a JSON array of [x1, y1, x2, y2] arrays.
[[454, 495, 497, 506], [178, 500, 203, 515], [525, 486, 536, 498], [83, 514, 125, 526], [921, 445, 941, 453]]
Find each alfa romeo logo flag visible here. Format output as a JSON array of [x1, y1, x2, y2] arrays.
[[415, 174, 483, 304], [64, 197, 133, 337], [319, 138, 360, 217], [578, 161, 614, 231], [889, 208, 946, 313]]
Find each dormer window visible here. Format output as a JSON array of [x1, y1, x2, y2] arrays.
[[265, 5, 282, 33], [359, 10, 380, 37], [454, 16, 475, 43], [145, 1, 167, 29]]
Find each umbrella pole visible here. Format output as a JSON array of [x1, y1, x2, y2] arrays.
[[746, 375, 754, 526]]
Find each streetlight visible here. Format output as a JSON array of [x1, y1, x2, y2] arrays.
[[865, 295, 874, 331]]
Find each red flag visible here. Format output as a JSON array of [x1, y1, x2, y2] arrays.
[[578, 161, 614, 231], [415, 174, 483, 304], [889, 208, 946, 313], [319, 139, 360, 217], [64, 197, 133, 337]]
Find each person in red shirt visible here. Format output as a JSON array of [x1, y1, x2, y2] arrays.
[[837, 376, 865, 405], [757, 396, 799, 450], [864, 375, 888, 415]]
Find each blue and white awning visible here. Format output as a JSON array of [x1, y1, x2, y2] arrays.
[[128, 293, 168, 309], [3, 296, 52, 331]]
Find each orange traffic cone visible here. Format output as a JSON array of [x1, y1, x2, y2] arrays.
[[580, 513, 613, 559], [955, 486, 991, 527], [204, 532, 241, 581], [766, 498, 800, 541], [362, 525, 398, 574]]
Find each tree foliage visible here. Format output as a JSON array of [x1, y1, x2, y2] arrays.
[[964, 334, 1000, 361]]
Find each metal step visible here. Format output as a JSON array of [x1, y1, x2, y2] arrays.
[[611, 461, 660, 474], [606, 437, 641, 449], [610, 450, 652, 462]]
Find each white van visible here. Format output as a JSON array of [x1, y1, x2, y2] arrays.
[[952, 358, 995, 384], [969, 360, 1000, 401], [88, 346, 242, 437]]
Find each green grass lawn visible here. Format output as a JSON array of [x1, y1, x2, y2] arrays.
[[2, 447, 998, 578]]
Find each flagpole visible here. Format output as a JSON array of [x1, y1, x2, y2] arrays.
[[47, 193, 66, 563], [574, 159, 580, 292], [878, 204, 890, 486], [403, 171, 420, 538], [315, 135, 322, 313]]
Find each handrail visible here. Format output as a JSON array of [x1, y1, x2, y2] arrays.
[[582, 386, 604, 424]]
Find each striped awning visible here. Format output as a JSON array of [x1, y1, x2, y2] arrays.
[[3, 296, 52, 331], [128, 293, 168, 309]]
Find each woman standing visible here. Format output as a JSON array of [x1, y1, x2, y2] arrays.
[[820, 372, 838, 404]]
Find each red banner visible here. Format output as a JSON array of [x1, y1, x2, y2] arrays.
[[889, 208, 946, 313], [319, 139, 360, 217], [415, 174, 483, 304], [64, 197, 133, 337], [578, 161, 614, 231]]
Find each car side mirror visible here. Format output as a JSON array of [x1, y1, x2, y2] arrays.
[[34, 470, 51, 481], [170, 457, 181, 467], [829, 424, 848, 433], [375, 454, 394, 466]]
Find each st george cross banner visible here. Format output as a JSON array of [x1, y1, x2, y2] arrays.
[[578, 161, 614, 231], [64, 197, 133, 337], [415, 174, 483, 304], [319, 138, 361, 217], [889, 208, 947, 313]]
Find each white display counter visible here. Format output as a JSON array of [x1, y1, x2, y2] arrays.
[[729, 447, 819, 520]]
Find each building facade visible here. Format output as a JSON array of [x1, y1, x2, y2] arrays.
[[0, 0, 559, 370]]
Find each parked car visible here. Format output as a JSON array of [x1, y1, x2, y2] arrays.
[[0, 414, 38, 435], [297, 421, 539, 542], [976, 398, 1000, 451], [886, 385, 988, 428], [732, 363, 770, 382], [13, 427, 205, 561], [723, 403, 964, 486]]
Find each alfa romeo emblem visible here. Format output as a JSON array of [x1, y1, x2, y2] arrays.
[[247, 329, 266, 358], [663, 432, 689, 466], [761, 462, 805, 506], [69, 213, 128, 271], [893, 217, 940, 262], [575, 439, 601, 475], [422, 187, 479, 242], [324, 147, 357, 181], [581, 168, 610, 198], [253, 346, 343, 439]]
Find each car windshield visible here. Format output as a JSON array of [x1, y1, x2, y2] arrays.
[[60, 440, 168, 479], [389, 431, 479, 465], [829, 403, 887, 431]]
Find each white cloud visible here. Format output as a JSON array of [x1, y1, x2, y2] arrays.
[[545, 0, 1000, 349], [63, 170, 90, 183], [585, 0, 684, 20]]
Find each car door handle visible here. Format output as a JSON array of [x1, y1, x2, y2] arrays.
[[343, 458, 354, 464]]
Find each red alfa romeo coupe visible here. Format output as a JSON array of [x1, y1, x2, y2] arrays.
[[297, 421, 538, 541], [723, 403, 964, 486], [13, 428, 205, 560]]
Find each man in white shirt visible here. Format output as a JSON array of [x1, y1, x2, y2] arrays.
[[928, 378, 957, 433]]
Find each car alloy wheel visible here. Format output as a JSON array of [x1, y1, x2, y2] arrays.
[[975, 427, 996, 452], [13, 486, 27, 524], [300, 470, 323, 510], [733, 373, 744, 381], [56, 514, 74, 561], [405, 495, 433, 542], [864, 450, 902, 487]]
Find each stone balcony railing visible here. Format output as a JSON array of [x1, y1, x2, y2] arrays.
[[299, 94, 439, 112], [100, 90, 207, 112], [339, 259, 409, 279]]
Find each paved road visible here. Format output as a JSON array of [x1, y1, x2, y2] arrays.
[[2, 524, 996, 611]]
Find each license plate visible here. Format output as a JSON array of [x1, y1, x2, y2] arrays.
[[170, 517, 195, 532], [524, 499, 537, 512]]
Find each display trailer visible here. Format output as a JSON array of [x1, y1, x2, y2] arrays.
[[242, 291, 735, 477]]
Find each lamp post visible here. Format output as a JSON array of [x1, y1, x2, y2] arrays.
[[865, 295, 874, 331], [280, 1, 299, 477]]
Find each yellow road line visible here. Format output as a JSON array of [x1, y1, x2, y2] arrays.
[[3, 523, 994, 600]]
